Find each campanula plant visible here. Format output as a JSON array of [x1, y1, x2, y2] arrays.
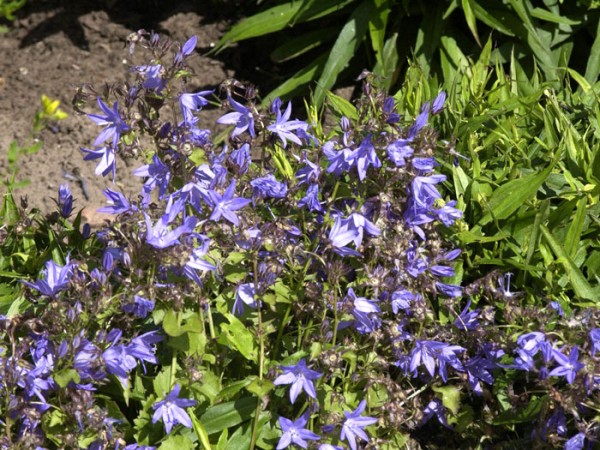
[[1, 30, 599, 450]]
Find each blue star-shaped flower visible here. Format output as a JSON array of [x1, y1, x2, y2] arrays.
[[277, 412, 320, 449], [340, 400, 378, 450], [273, 358, 322, 404], [203, 180, 251, 226], [152, 384, 197, 434]]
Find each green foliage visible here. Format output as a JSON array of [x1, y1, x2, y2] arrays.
[[392, 48, 600, 303], [217, 0, 600, 105]]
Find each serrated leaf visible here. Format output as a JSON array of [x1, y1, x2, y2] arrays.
[[199, 397, 257, 435], [314, 0, 375, 106]]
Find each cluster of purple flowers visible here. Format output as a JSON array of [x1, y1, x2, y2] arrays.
[[5, 31, 599, 450]]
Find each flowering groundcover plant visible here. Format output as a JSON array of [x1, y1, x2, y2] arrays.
[[0, 31, 598, 449]]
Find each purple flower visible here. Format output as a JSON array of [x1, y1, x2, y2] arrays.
[[134, 64, 166, 93], [390, 289, 415, 314], [345, 212, 381, 248], [87, 97, 129, 148], [435, 200, 463, 226], [298, 183, 324, 212], [277, 412, 320, 449], [133, 154, 172, 201], [144, 214, 197, 249], [323, 141, 354, 176], [295, 158, 321, 185], [152, 384, 197, 434], [184, 236, 216, 285], [454, 299, 480, 331], [250, 174, 288, 200], [564, 432, 586, 450], [350, 135, 381, 181], [179, 91, 213, 126], [327, 215, 362, 257], [420, 398, 451, 428], [341, 400, 378, 450], [267, 99, 308, 147], [233, 283, 258, 315], [56, 183, 73, 217], [410, 340, 465, 381], [229, 143, 252, 175], [590, 328, 600, 356], [217, 96, 255, 138], [548, 346, 584, 384], [81, 145, 117, 180], [432, 91, 446, 114], [203, 180, 251, 226], [273, 358, 322, 404], [387, 138, 414, 167], [97, 188, 136, 214], [22, 258, 73, 298], [174, 35, 197, 64], [122, 295, 155, 318]]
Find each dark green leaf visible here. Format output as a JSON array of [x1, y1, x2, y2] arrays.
[[314, 0, 376, 106], [199, 397, 257, 435]]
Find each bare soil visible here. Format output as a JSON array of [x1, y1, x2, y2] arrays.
[[0, 0, 267, 225]]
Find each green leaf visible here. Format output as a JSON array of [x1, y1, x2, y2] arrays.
[[0, 189, 19, 226], [325, 90, 358, 121], [313, 0, 376, 106], [54, 368, 81, 388], [372, 32, 399, 90], [263, 53, 328, 105], [564, 196, 587, 258], [461, 0, 481, 46], [216, 0, 354, 50], [567, 68, 591, 93], [584, 17, 600, 84], [220, 313, 258, 360], [529, 7, 581, 25], [270, 27, 338, 63], [493, 395, 547, 425], [473, 4, 516, 36], [508, 0, 558, 81], [246, 377, 274, 397], [368, 0, 390, 67], [432, 384, 461, 415], [540, 224, 598, 302], [199, 397, 257, 435], [477, 163, 554, 227], [158, 435, 194, 450], [190, 410, 212, 450], [162, 309, 183, 337]]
